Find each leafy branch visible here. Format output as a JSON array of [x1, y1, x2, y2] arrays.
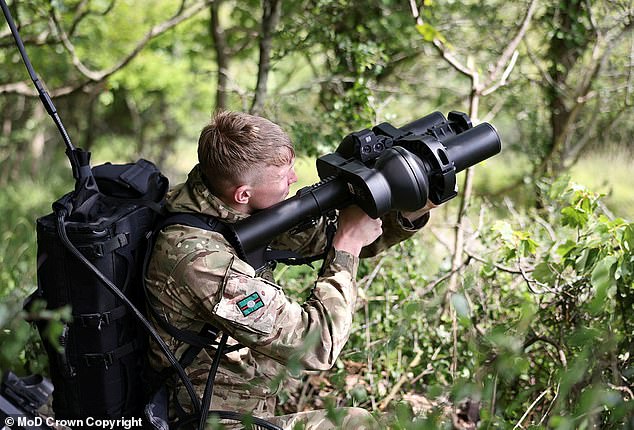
[[0, 0, 213, 97]]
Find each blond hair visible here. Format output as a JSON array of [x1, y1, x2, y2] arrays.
[[197, 111, 294, 191]]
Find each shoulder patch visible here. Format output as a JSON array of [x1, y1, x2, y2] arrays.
[[213, 273, 280, 335], [237, 292, 264, 316]]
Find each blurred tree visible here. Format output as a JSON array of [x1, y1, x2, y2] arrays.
[[530, 0, 634, 177], [0, 0, 214, 178], [209, 0, 229, 111], [208, 0, 263, 112], [250, 0, 282, 115], [1, 0, 634, 426]]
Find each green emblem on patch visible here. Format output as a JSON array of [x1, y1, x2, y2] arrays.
[[237, 292, 264, 317]]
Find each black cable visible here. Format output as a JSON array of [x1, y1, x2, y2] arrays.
[[194, 334, 281, 430], [197, 333, 227, 430], [179, 410, 283, 430], [208, 412, 283, 430]]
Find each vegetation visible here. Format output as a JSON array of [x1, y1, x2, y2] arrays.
[[1, 0, 633, 428]]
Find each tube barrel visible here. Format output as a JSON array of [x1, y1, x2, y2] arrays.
[[232, 179, 350, 253], [443, 123, 501, 173]]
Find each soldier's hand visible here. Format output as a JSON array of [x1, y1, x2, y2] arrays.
[[333, 205, 382, 256]]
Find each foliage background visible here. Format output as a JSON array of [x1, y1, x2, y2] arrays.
[[1, 0, 633, 428]]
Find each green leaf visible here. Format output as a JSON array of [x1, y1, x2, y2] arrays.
[[620, 254, 632, 279], [492, 220, 514, 242], [591, 256, 617, 290], [576, 247, 599, 273], [549, 176, 571, 200], [516, 233, 538, 257], [533, 262, 555, 284], [557, 240, 577, 258], [589, 256, 617, 314], [451, 292, 470, 321], [623, 224, 634, 252], [416, 23, 442, 42], [561, 206, 587, 228], [480, 262, 496, 278], [350, 385, 368, 403]]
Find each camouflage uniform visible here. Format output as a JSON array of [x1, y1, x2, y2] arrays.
[[145, 165, 428, 429]]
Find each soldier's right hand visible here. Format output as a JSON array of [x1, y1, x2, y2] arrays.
[[332, 205, 382, 257]]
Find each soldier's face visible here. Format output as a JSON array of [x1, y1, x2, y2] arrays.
[[248, 159, 298, 211]]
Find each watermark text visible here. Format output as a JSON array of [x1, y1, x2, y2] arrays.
[[4, 415, 143, 429]]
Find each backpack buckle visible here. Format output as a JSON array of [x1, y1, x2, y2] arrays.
[[77, 312, 111, 329], [76, 233, 129, 258], [83, 352, 114, 369]]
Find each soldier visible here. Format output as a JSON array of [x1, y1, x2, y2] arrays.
[[145, 111, 434, 429]]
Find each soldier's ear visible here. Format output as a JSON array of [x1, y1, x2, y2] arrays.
[[233, 184, 251, 205]]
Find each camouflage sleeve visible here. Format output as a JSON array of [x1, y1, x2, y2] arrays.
[[181, 247, 359, 371]]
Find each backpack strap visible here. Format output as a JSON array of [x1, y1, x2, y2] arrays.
[[156, 212, 234, 248], [147, 210, 273, 347], [143, 218, 241, 430], [146, 212, 247, 354], [143, 212, 295, 430], [144, 212, 234, 353], [160, 212, 336, 272]]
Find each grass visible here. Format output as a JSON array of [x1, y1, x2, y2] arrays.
[[569, 150, 634, 220]]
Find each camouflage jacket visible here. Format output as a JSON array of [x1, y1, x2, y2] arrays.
[[145, 165, 428, 417]]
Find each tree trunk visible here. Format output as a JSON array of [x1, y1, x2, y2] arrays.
[[250, 0, 282, 116], [30, 103, 46, 177], [540, 0, 591, 178], [210, 0, 229, 112]]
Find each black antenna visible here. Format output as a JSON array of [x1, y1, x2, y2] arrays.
[[1, 0, 90, 182]]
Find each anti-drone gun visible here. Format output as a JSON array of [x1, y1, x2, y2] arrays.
[[230, 111, 501, 267]]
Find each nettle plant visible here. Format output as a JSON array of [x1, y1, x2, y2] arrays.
[[485, 177, 633, 427]]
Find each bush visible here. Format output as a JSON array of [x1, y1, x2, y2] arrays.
[[0, 174, 71, 378], [283, 177, 633, 428]]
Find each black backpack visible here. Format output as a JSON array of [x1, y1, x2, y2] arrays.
[[33, 156, 284, 430], [35, 158, 168, 420]]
